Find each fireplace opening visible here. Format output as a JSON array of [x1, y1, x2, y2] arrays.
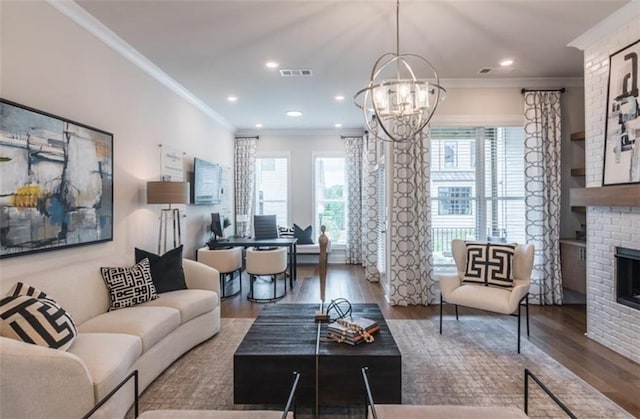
[[615, 247, 640, 311]]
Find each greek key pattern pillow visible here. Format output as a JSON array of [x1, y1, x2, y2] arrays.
[[278, 225, 295, 238], [100, 258, 158, 310], [0, 282, 77, 351], [463, 242, 516, 288]]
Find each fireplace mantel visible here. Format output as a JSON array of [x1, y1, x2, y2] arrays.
[[570, 185, 640, 207]]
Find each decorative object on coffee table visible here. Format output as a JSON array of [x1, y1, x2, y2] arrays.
[[326, 317, 379, 345], [325, 298, 353, 322], [315, 225, 330, 322]]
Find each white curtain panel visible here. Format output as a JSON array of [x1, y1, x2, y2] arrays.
[[344, 136, 364, 264], [234, 137, 257, 238], [388, 130, 435, 305], [523, 91, 563, 305], [361, 132, 379, 282]]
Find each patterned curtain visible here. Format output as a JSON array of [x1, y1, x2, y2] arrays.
[[387, 130, 435, 305], [234, 137, 257, 237], [344, 136, 363, 264], [523, 91, 563, 305], [361, 131, 380, 282]]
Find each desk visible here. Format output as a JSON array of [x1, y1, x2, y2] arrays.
[[206, 237, 298, 288]]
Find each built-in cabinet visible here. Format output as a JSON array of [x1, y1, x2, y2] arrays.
[[569, 131, 586, 214], [560, 239, 587, 294], [561, 131, 587, 298]]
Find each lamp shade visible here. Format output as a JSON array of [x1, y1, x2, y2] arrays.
[[146, 181, 189, 205]]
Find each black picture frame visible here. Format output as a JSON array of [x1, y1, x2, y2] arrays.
[[603, 39, 640, 186], [0, 98, 114, 258]]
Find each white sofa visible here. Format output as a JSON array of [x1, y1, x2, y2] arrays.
[[0, 256, 221, 419]]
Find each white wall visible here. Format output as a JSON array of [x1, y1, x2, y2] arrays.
[[0, 1, 234, 280]]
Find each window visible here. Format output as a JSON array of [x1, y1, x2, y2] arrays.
[[314, 156, 346, 245], [431, 127, 525, 272], [255, 157, 288, 227], [438, 187, 472, 215]]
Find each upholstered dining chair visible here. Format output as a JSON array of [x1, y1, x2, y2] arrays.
[[197, 246, 243, 299], [439, 239, 535, 353], [246, 247, 288, 303]]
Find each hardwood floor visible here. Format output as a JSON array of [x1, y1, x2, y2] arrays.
[[221, 264, 640, 417]]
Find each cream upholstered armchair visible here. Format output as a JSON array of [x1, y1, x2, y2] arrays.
[[439, 239, 535, 353]]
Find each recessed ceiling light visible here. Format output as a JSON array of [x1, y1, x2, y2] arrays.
[[255, 123, 263, 128], [335, 95, 345, 101], [499, 59, 514, 67], [286, 110, 302, 117], [227, 96, 238, 102], [335, 123, 342, 128], [265, 61, 279, 69]]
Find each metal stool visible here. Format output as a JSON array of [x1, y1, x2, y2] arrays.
[[197, 247, 243, 298], [245, 247, 288, 303]]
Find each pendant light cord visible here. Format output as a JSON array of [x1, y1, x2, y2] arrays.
[[396, 0, 400, 78]]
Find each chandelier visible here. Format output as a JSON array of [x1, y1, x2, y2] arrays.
[[354, 0, 446, 142]]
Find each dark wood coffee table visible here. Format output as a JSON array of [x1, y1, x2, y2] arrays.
[[233, 303, 401, 411]]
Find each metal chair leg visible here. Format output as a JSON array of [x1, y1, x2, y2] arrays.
[[517, 302, 522, 354], [526, 294, 530, 337], [439, 294, 443, 335], [455, 305, 459, 320]]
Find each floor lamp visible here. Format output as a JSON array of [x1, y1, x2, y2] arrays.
[[147, 181, 189, 254]]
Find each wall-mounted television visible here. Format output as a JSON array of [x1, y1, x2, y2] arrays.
[[193, 157, 222, 205]]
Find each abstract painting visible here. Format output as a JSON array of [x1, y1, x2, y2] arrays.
[[603, 39, 640, 185], [0, 99, 113, 258]]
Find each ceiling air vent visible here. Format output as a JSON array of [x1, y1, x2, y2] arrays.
[[479, 68, 492, 74], [280, 69, 313, 77]]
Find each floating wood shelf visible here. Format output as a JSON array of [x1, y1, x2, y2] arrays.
[[571, 206, 586, 213], [570, 185, 640, 207], [570, 168, 586, 176], [570, 131, 585, 142]]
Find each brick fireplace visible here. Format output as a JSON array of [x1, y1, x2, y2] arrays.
[[572, 4, 640, 364]]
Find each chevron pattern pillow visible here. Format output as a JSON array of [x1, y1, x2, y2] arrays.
[[0, 282, 78, 351], [100, 258, 158, 310], [463, 242, 516, 288]]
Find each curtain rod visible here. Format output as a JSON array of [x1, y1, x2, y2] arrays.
[[520, 88, 566, 94], [340, 135, 364, 139], [234, 136, 259, 140]]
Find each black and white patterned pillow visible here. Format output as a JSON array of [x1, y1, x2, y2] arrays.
[[278, 225, 295, 239], [100, 258, 158, 310], [463, 242, 516, 288], [0, 282, 78, 351]]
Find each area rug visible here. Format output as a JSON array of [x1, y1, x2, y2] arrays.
[[132, 317, 632, 418]]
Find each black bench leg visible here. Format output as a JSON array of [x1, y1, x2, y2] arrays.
[[455, 305, 459, 320], [439, 294, 443, 335]]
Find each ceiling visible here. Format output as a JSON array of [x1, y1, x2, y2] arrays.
[[77, 0, 628, 131]]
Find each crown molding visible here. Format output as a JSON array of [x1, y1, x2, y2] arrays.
[[568, 0, 640, 51], [46, 0, 234, 131], [235, 128, 366, 137], [441, 77, 583, 89]]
